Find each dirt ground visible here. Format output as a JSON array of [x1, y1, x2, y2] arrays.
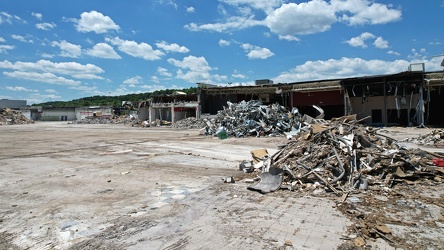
[[0, 122, 443, 249]]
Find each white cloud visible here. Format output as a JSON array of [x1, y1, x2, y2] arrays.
[[218, 39, 231, 46], [185, 16, 262, 32], [123, 76, 143, 87], [273, 57, 423, 83], [3, 71, 81, 86], [140, 84, 167, 92], [151, 75, 160, 83], [155, 41, 190, 53], [186, 0, 401, 38], [36, 22, 56, 30], [158, 0, 178, 9], [75, 10, 120, 34], [265, 2, 336, 36], [11, 34, 33, 43], [69, 85, 98, 92], [168, 55, 213, 72], [0, 59, 105, 79], [85, 43, 121, 59], [344, 32, 375, 48], [51, 40, 82, 58], [5, 86, 38, 92], [232, 73, 246, 79], [0, 37, 5, 42], [373, 36, 389, 49], [332, 0, 402, 25], [186, 6, 196, 13], [387, 50, 400, 56], [45, 89, 58, 93], [278, 35, 300, 41], [0, 12, 26, 25], [27, 93, 62, 104], [41, 53, 54, 58], [241, 43, 274, 59], [0, 45, 14, 53], [168, 55, 226, 83], [157, 67, 172, 77], [32, 12, 42, 20], [220, 0, 283, 14], [106, 37, 164, 60]]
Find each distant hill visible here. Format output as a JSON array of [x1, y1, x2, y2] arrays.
[[32, 87, 198, 107]]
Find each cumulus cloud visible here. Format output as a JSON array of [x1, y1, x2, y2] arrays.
[[218, 39, 231, 46], [155, 41, 190, 53], [232, 73, 247, 79], [220, 0, 283, 14], [75, 10, 120, 34], [186, 6, 195, 13], [32, 12, 42, 20], [106, 37, 164, 60], [167, 55, 227, 83], [36, 22, 56, 30], [27, 93, 62, 104], [265, 2, 336, 36], [185, 15, 262, 32], [51, 40, 82, 58], [123, 76, 143, 87], [3, 71, 81, 86], [344, 32, 375, 48], [5, 86, 38, 92], [85, 43, 121, 59], [0, 45, 14, 53], [273, 57, 416, 83], [373, 36, 389, 49], [332, 0, 402, 25], [387, 50, 400, 56], [157, 67, 172, 77], [278, 35, 300, 41], [186, 0, 401, 38], [0, 59, 105, 80], [140, 84, 168, 92], [241, 43, 274, 59], [11, 34, 33, 43]]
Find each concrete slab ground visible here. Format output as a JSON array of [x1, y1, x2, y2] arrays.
[[0, 122, 351, 249], [1, 122, 443, 249]]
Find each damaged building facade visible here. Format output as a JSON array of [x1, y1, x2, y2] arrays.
[[197, 68, 444, 127], [139, 92, 199, 124]]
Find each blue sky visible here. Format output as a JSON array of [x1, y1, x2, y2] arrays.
[[0, 0, 443, 104]]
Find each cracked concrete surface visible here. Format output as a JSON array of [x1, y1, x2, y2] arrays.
[[0, 122, 363, 249]]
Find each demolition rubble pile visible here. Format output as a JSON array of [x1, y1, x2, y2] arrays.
[[240, 115, 444, 248], [244, 115, 443, 194], [206, 100, 316, 137], [0, 107, 34, 125], [403, 129, 444, 147], [172, 117, 207, 129], [70, 115, 138, 125]]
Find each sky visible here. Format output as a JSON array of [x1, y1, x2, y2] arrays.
[[0, 0, 443, 104]]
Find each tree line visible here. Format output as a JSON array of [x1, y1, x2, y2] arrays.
[[32, 87, 198, 107]]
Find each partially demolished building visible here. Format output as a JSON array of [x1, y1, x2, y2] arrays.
[[197, 69, 444, 127]]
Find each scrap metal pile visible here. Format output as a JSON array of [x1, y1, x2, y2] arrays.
[[245, 115, 444, 195], [205, 100, 320, 137], [0, 108, 34, 125]]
